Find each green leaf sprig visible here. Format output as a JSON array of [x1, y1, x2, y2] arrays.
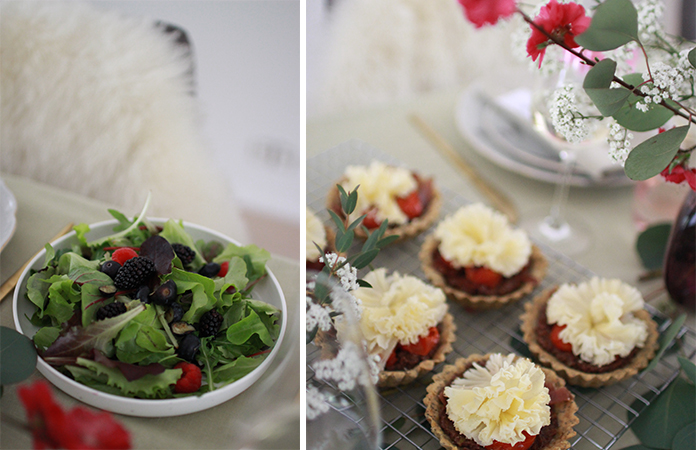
[[307, 185, 397, 344]]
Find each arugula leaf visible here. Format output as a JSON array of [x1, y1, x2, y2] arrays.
[[43, 304, 145, 359], [114, 305, 175, 364], [213, 244, 269, 284], [169, 268, 216, 322], [57, 252, 112, 286], [212, 355, 265, 386], [226, 309, 274, 347]]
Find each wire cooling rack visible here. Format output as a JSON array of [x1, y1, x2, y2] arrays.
[[306, 140, 696, 450]]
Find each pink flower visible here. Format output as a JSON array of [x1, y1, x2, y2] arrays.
[[526, 0, 591, 67], [457, 0, 517, 28], [17, 380, 131, 450], [661, 164, 696, 190]]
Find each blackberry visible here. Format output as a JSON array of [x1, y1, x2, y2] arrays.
[[114, 256, 155, 290], [96, 302, 127, 320], [198, 310, 223, 337], [172, 243, 196, 266]]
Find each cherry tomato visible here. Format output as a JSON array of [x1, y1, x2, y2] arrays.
[[111, 248, 139, 265], [396, 190, 423, 219], [486, 431, 536, 450], [401, 327, 440, 356], [550, 324, 573, 353], [385, 350, 398, 369], [465, 266, 503, 288], [362, 207, 382, 229]]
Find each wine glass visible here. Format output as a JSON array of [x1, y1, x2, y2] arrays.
[[519, 54, 598, 256], [306, 270, 382, 450]]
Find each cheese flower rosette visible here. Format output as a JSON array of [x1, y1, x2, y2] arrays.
[[306, 208, 327, 262], [341, 161, 417, 226], [546, 277, 649, 367], [434, 203, 531, 277], [444, 354, 551, 447], [351, 268, 448, 368]]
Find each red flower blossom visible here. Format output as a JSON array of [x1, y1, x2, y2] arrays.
[[17, 380, 131, 450], [457, 0, 517, 28], [661, 164, 696, 190], [526, 0, 591, 67]]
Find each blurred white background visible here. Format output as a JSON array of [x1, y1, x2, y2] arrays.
[[92, 0, 300, 259]]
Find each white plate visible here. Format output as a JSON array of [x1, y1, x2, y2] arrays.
[[454, 86, 633, 187], [13, 219, 287, 417], [0, 177, 17, 252]]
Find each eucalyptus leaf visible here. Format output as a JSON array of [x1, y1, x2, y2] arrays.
[[574, 0, 638, 51], [613, 73, 674, 131], [352, 248, 380, 270], [583, 59, 630, 116], [689, 47, 696, 69], [672, 422, 695, 450], [345, 189, 358, 215], [624, 126, 689, 181], [377, 235, 400, 248], [636, 223, 672, 270], [347, 214, 367, 231], [336, 229, 355, 253], [678, 357, 696, 385], [0, 326, 37, 385], [328, 209, 345, 232], [306, 325, 318, 344], [357, 279, 372, 288], [644, 314, 686, 372], [630, 377, 695, 448]]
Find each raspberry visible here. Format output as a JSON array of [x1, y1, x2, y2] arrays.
[[217, 261, 229, 277], [172, 243, 196, 266], [111, 248, 139, 265], [198, 310, 223, 337], [96, 302, 127, 320], [114, 256, 155, 290], [173, 362, 202, 394]]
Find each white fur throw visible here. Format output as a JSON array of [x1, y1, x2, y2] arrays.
[[1, 2, 248, 242], [314, 0, 533, 116]]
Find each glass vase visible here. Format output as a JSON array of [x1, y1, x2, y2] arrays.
[[663, 189, 696, 309]]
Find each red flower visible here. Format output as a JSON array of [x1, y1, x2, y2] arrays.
[[17, 380, 131, 450], [526, 0, 591, 67], [457, 0, 517, 28], [661, 164, 696, 190]]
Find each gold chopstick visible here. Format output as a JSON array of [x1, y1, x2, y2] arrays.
[[408, 114, 519, 224], [0, 223, 74, 303]]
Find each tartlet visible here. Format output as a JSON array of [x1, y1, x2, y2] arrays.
[[326, 161, 441, 243], [420, 203, 547, 310], [520, 278, 659, 387], [306, 208, 335, 272], [350, 268, 456, 388], [424, 353, 578, 450]]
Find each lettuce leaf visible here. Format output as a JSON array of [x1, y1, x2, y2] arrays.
[[226, 309, 274, 347], [169, 268, 217, 323], [115, 305, 174, 364], [33, 326, 61, 351], [212, 355, 265, 386], [43, 304, 145, 359], [57, 252, 112, 286], [68, 357, 180, 399]]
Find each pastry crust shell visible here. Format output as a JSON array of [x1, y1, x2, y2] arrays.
[[377, 312, 456, 388], [325, 178, 442, 244], [419, 235, 548, 310], [424, 353, 579, 450], [520, 288, 660, 388]]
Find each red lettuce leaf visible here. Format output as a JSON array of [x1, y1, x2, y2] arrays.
[[140, 235, 175, 275]]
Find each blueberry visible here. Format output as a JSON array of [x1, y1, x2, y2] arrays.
[[151, 280, 177, 306], [198, 262, 221, 278], [165, 302, 184, 323], [135, 286, 150, 303], [100, 260, 121, 280], [177, 333, 201, 362]]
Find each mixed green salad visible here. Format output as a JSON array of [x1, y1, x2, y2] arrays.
[[24, 207, 281, 399]]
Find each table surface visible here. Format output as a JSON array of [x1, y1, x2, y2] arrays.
[[0, 173, 300, 450], [307, 86, 695, 449]]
